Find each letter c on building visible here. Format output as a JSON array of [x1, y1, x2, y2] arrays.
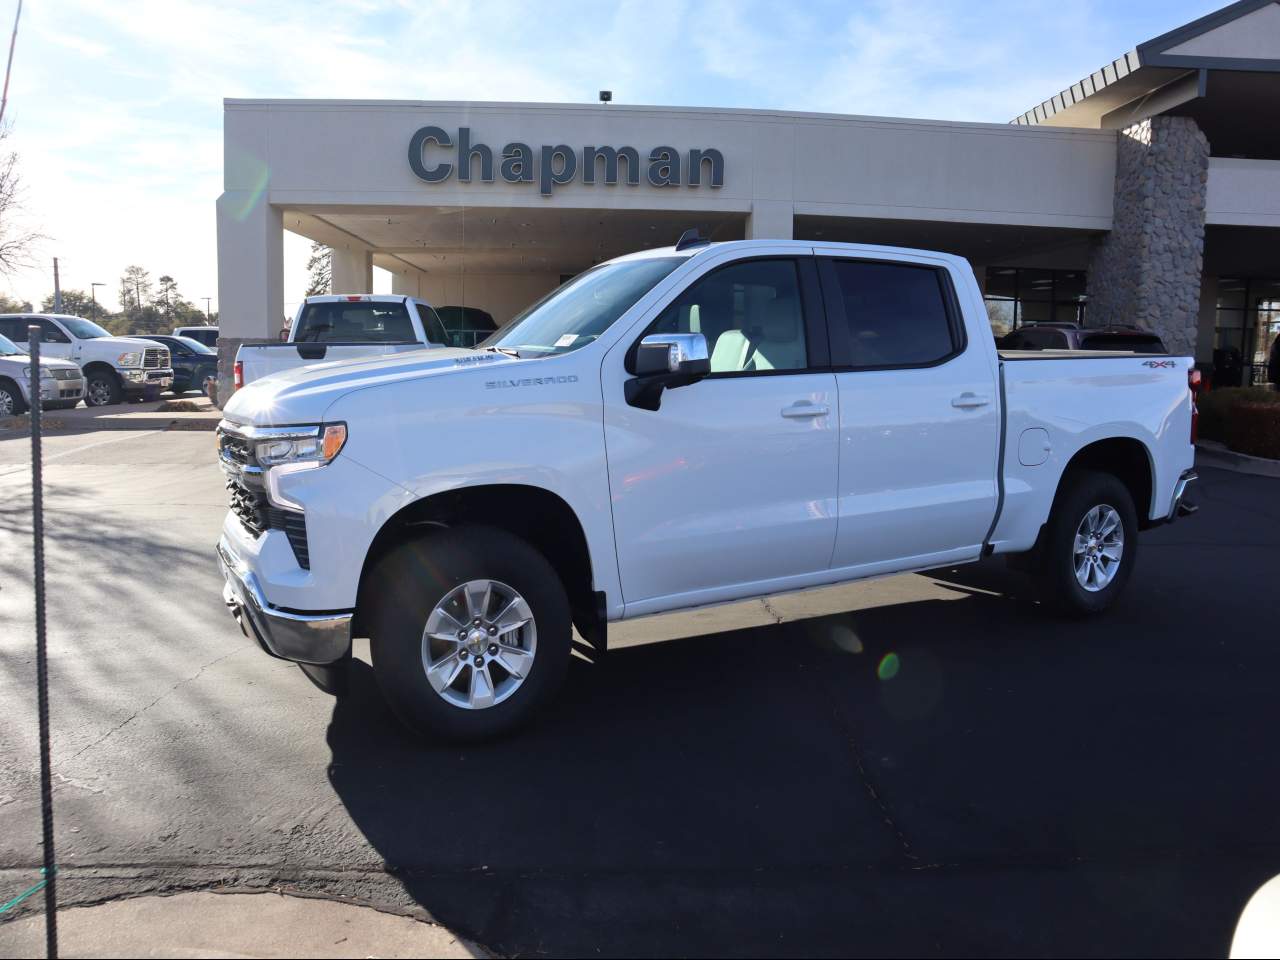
[[409, 126, 454, 183]]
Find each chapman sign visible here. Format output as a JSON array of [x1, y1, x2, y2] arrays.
[[408, 126, 725, 196]]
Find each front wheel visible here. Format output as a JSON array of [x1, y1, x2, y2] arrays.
[[84, 370, 122, 407], [1035, 469, 1139, 617], [0, 380, 26, 417], [366, 526, 572, 741]]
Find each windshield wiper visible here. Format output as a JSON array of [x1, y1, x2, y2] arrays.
[[484, 346, 522, 358]]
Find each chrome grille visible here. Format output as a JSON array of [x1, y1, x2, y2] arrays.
[[50, 367, 80, 381], [226, 479, 267, 537], [143, 348, 169, 368]]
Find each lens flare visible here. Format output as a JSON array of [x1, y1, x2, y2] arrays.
[[877, 652, 900, 681]]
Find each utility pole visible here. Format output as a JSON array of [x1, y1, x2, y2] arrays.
[[90, 283, 104, 324], [202, 297, 212, 324], [52, 258, 61, 313]]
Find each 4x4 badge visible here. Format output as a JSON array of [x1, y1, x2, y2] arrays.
[[1142, 360, 1176, 368]]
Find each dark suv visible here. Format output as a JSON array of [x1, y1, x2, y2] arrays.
[[144, 335, 218, 395], [998, 322, 1167, 353]]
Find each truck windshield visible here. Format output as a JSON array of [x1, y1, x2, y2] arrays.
[[485, 257, 685, 356], [60, 317, 111, 339], [0, 333, 20, 356], [294, 301, 416, 343]]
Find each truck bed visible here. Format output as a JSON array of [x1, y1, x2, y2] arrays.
[[998, 348, 1170, 361]]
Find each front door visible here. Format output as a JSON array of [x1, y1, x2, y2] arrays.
[[602, 254, 840, 614]]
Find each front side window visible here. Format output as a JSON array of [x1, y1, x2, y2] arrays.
[[830, 260, 957, 368], [294, 301, 416, 343], [0, 318, 24, 342], [487, 256, 684, 357], [648, 258, 808, 373], [39, 319, 72, 343]]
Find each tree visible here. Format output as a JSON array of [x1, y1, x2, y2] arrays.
[[119, 265, 152, 314], [305, 242, 331, 297], [0, 126, 40, 275], [0, 293, 31, 312], [41, 288, 97, 317]]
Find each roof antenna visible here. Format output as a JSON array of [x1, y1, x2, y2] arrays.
[[675, 228, 709, 251]]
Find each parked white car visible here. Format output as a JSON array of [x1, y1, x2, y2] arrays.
[[173, 325, 219, 348], [216, 238, 1198, 741], [0, 332, 85, 415], [0, 314, 173, 406], [232, 294, 449, 390]]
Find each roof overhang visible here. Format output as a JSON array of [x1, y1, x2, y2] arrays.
[[1012, 0, 1280, 128]]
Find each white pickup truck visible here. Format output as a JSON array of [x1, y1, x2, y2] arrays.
[[216, 239, 1198, 741], [0, 314, 173, 406], [232, 294, 450, 390]]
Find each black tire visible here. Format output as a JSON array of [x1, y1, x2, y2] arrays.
[[84, 369, 123, 407], [0, 379, 26, 417], [44, 399, 81, 410], [366, 526, 572, 741], [1035, 469, 1139, 617]]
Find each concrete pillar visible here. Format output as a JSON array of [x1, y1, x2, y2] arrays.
[[746, 200, 794, 240], [331, 244, 372, 294], [1085, 116, 1209, 357], [215, 192, 283, 403], [390, 267, 422, 298]]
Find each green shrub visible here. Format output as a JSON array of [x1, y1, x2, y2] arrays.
[[1198, 387, 1280, 443], [1225, 402, 1280, 460]]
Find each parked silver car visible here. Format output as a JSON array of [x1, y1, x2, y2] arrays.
[[0, 332, 85, 416]]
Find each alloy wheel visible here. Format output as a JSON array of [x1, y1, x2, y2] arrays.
[[420, 578, 537, 710], [1073, 504, 1124, 592]]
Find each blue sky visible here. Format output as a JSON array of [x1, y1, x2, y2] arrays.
[[2, 0, 1225, 314]]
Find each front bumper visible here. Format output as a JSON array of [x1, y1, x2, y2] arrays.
[[218, 539, 352, 664], [119, 367, 174, 391]]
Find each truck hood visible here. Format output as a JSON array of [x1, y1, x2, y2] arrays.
[[0, 354, 81, 372], [94, 336, 167, 351], [223, 346, 518, 425]]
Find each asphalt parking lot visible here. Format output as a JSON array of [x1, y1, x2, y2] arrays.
[[1, 426, 1278, 957]]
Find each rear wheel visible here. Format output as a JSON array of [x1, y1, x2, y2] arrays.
[[84, 370, 122, 407], [366, 526, 572, 741], [1035, 469, 1139, 617]]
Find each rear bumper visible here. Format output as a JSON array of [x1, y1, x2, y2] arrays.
[[217, 539, 351, 664], [1165, 469, 1198, 522]]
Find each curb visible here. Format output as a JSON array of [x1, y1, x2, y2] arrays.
[[1196, 439, 1280, 479]]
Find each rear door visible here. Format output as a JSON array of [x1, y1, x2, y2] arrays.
[[817, 253, 1000, 571]]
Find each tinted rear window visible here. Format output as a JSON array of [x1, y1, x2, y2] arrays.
[[1079, 333, 1165, 353], [294, 302, 415, 343], [830, 260, 957, 367]]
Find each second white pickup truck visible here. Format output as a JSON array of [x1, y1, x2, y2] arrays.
[[233, 294, 450, 390], [216, 238, 1198, 741]]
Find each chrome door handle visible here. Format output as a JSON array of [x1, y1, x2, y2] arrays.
[[951, 393, 990, 409], [781, 401, 829, 419]]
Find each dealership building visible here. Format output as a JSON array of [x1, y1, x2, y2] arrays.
[[217, 0, 1280, 394]]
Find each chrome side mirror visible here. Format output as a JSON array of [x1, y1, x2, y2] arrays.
[[626, 332, 711, 410], [633, 333, 710, 377]]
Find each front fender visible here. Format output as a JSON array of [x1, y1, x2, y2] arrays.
[[323, 357, 622, 617]]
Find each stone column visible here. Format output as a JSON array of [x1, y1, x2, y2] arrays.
[[1086, 116, 1209, 357], [215, 191, 283, 404]]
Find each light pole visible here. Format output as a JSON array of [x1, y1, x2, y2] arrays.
[[90, 283, 104, 324], [202, 297, 212, 324]]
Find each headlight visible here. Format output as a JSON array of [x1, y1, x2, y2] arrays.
[[255, 424, 347, 467], [117, 351, 142, 367], [23, 367, 54, 380]]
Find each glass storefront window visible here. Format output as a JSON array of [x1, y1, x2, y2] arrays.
[[982, 266, 1088, 334]]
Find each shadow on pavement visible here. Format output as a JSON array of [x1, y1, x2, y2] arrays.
[[325, 552, 1280, 957]]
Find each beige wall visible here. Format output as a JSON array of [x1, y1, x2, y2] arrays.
[[219, 99, 1120, 343]]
